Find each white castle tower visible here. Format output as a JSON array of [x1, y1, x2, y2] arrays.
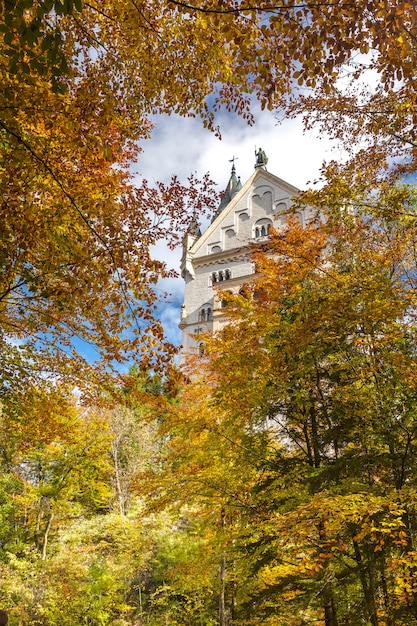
[[179, 151, 311, 361]]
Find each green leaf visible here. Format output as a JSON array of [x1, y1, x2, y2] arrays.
[[63, 0, 73, 14], [41, 34, 54, 51], [4, 12, 14, 25], [29, 57, 46, 74], [3, 31, 13, 45], [54, 1, 65, 15], [47, 47, 57, 62]]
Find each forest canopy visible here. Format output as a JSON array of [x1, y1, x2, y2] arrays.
[[1, 0, 416, 390], [2, 0, 417, 624]]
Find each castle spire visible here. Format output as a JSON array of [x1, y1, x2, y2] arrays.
[[211, 157, 242, 222]]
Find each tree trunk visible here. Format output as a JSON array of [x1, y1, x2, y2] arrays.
[[42, 512, 54, 560], [112, 438, 126, 516], [310, 402, 321, 469], [351, 535, 378, 626], [219, 553, 227, 626], [323, 582, 338, 626], [318, 521, 338, 626]]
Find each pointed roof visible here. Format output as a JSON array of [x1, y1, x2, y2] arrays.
[[211, 160, 242, 222]]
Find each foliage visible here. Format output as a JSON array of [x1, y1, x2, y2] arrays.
[[0, 384, 113, 558], [158, 215, 417, 625], [2, 0, 417, 624], [0, 1, 222, 396], [0, 364, 225, 625], [1, 0, 415, 391]]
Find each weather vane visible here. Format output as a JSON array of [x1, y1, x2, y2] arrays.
[[229, 155, 238, 171]]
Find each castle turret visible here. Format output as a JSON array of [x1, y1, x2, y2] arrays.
[[180, 216, 201, 279]]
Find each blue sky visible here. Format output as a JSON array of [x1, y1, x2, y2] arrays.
[[136, 104, 338, 347]]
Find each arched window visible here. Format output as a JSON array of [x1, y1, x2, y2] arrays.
[[225, 269, 231, 280], [276, 202, 287, 223], [254, 218, 272, 239], [207, 307, 212, 320], [212, 272, 217, 283], [200, 309, 206, 322], [220, 291, 233, 308], [218, 271, 224, 281]]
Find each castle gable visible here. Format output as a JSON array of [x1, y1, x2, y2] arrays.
[[190, 169, 300, 260]]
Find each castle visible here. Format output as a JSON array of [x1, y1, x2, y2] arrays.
[[179, 151, 312, 361]]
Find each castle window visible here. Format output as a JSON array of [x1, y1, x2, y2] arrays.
[[220, 291, 233, 308], [218, 271, 224, 281], [212, 272, 218, 283], [276, 202, 287, 222], [225, 269, 231, 280], [200, 304, 212, 323], [254, 218, 272, 239]]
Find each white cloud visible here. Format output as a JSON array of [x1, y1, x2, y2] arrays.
[[136, 105, 336, 188]]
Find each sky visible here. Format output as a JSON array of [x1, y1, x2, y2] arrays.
[[133, 105, 339, 347]]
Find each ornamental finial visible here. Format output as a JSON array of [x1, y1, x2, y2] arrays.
[[229, 155, 238, 173]]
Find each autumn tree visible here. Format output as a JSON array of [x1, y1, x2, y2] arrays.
[[0, 367, 188, 625], [157, 213, 417, 625], [142, 364, 269, 625], [0, 1, 222, 397], [0, 379, 114, 560]]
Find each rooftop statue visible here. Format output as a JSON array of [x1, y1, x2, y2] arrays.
[[255, 147, 268, 168]]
